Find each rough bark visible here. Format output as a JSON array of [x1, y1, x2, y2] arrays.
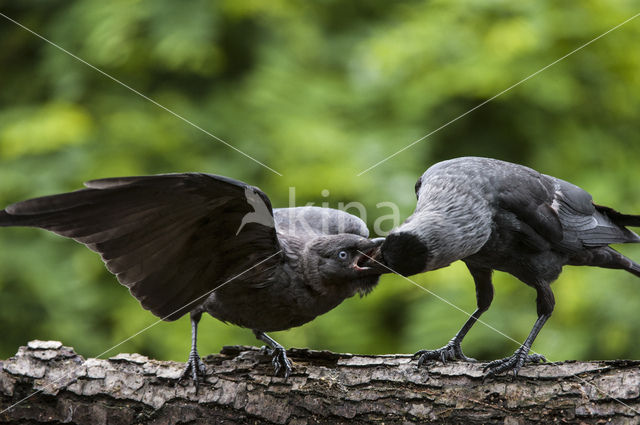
[[1, 341, 639, 424]]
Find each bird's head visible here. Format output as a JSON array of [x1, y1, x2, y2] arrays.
[[379, 231, 429, 277], [306, 234, 386, 297]]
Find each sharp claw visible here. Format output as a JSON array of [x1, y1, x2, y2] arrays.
[[417, 354, 425, 368], [273, 354, 282, 375], [283, 360, 291, 380], [530, 353, 547, 363], [483, 350, 545, 378], [265, 347, 292, 380], [414, 341, 472, 367], [180, 351, 207, 392], [414, 350, 428, 366]]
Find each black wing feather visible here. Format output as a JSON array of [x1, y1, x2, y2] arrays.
[[495, 170, 639, 251], [494, 170, 564, 245], [0, 173, 282, 320], [552, 178, 639, 247]]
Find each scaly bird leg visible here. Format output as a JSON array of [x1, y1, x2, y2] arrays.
[[416, 308, 483, 365], [416, 266, 493, 365], [254, 330, 292, 379], [483, 313, 549, 378], [484, 284, 553, 378], [179, 312, 207, 390]]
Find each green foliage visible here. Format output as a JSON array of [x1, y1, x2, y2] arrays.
[[1, 0, 640, 363]]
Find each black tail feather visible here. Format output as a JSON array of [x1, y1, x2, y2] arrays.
[[570, 246, 640, 278], [594, 204, 640, 227], [599, 247, 638, 278], [627, 262, 640, 279]]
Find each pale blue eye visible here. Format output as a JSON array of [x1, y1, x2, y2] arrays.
[[338, 251, 348, 260]]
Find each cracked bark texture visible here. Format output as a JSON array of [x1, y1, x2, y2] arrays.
[[1, 341, 639, 424]]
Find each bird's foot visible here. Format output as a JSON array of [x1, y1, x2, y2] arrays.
[[261, 345, 292, 379], [483, 348, 546, 379], [414, 340, 476, 366], [179, 349, 207, 390]]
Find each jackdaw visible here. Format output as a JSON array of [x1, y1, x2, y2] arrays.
[[380, 156, 640, 377], [0, 173, 385, 384]]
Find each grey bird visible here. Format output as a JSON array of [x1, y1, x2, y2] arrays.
[[0, 173, 384, 385], [379, 157, 640, 377]]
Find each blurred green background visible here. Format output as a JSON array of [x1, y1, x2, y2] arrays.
[[1, 0, 640, 365]]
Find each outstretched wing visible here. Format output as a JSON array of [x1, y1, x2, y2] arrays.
[[0, 173, 282, 320]]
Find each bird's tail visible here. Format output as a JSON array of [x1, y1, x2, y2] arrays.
[[572, 246, 640, 279], [624, 261, 640, 279], [595, 204, 640, 228], [624, 257, 640, 279]]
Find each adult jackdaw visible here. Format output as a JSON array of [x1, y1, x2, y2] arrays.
[[0, 173, 384, 385], [380, 157, 640, 377]]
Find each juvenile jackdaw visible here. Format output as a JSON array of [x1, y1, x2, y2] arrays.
[[380, 157, 640, 377], [0, 173, 384, 385]]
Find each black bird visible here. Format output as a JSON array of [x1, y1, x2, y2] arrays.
[[380, 157, 640, 377], [0, 173, 384, 385]]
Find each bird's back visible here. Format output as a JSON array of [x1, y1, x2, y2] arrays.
[[423, 157, 640, 281]]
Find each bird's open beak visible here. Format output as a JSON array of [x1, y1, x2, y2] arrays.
[[353, 238, 387, 273]]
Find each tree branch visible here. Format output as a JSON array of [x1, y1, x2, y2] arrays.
[[1, 340, 639, 424]]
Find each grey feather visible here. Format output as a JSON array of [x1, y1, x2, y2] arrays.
[[274, 206, 369, 237], [380, 156, 640, 376]]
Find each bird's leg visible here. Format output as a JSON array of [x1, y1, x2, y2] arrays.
[[179, 312, 207, 389], [416, 266, 493, 365], [416, 308, 484, 365], [484, 285, 554, 378], [483, 314, 549, 378], [253, 330, 292, 379]]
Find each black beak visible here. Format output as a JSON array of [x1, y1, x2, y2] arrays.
[[354, 237, 388, 273]]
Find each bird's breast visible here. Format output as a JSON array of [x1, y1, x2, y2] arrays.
[[202, 279, 323, 332]]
